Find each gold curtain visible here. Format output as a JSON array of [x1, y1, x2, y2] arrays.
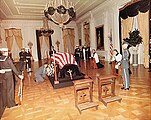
[[5, 28, 23, 50], [63, 28, 75, 54], [63, 29, 69, 52], [137, 11, 149, 68], [12, 29, 23, 50], [121, 17, 133, 42], [45, 36, 50, 49], [63, 30, 67, 52], [5, 29, 14, 50], [39, 36, 43, 50], [121, 11, 149, 68]]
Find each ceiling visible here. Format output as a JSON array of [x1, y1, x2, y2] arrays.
[[0, 0, 107, 21]]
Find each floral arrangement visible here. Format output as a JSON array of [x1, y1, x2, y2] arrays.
[[123, 29, 142, 47]]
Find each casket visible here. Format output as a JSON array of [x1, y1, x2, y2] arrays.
[[48, 52, 85, 89]]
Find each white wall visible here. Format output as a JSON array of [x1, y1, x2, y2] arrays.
[[76, 0, 131, 61], [0, 20, 78, 61]]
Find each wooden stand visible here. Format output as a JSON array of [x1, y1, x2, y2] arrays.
[[73, 79, 98, 114], [97, 75, 122, 106], [111, 61, 122, 84]]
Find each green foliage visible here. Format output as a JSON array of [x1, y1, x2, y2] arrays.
[[123, 29, 142, 47]]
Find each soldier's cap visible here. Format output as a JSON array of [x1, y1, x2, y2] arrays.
[[0, 48, 8, 51]]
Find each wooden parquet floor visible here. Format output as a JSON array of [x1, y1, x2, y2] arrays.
[[1, 60, 151, 120]]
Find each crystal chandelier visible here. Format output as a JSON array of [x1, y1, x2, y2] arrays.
[[39, 17, 54, 37], [44, 0, 76, 27]]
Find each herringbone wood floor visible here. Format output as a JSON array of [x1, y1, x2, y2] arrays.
[[1, 60, 151, 120]]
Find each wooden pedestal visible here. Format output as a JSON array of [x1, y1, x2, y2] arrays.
[[97, 75, 122, 106], [73, 79, 98, 114]]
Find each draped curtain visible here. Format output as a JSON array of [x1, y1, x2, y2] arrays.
[[121, 12, 149, 68], [121, 17, 133, 43], [45, 37, 50, 49], [63, 28, 75, 54], [38, 36, 50, 59], [5, 29, 14, 50], [121, 17, 133, 64], [120, 0, 150, 68], [12, 29, 22, 49], [36, 29, 52, 60], [5, 28, 23, 61], [137, 11, 149, 68], [39, 36, 43, 50], [5, 28, 23, 50]]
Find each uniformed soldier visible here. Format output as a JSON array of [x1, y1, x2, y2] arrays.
[[74, 45, 81, 66], [19, 48, 26, 72], [0, 48, 23, 108], [121, 42, 130, 90], [25, 48, 32, 72]]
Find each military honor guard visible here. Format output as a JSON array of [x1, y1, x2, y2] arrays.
[[0, 48, 23, 108], [121, 42, 131, 90]]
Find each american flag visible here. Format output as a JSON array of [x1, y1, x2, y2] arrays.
[[50, 52, 77, 69], [108, 30, 113, 59]]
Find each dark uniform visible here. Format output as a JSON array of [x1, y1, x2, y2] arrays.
[[25, 50, 32, 72], [0, 69, 6, 117], [49, 49, 56, 57], [74, 46, 81, 66], [19, 50, 26, 72], [0, 55, 20, 108]]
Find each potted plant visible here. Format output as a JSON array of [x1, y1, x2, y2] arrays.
[[123, 29, 143, 66]]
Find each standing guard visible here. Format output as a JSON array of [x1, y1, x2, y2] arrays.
[[19, 48, 26, 72], [74, 45, 81, 67], [121, 42, 130, 90], [0, 48, 23, 108], [25, 48, 32, 72]]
